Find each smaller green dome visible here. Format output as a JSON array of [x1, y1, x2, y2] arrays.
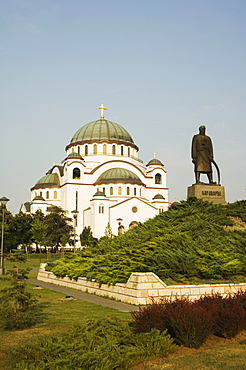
[[153, 194, 165, 200], [67, 152, 83, 160], [33, 173, 60, 189], [93, 190, 106, 197], [146, 158, 163, 166], [32, 195, 45, 201], [96, 168, 143, 185]]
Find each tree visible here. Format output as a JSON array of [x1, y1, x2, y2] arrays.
[[80, 226, 97, 247], [9, 212, 33, 251], [104, 222, 114, 239], [44, 206, 73, 249], [31, 219, 49, 252]]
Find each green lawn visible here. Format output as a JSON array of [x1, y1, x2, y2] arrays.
[[0, 254, 131, 370], [133, 335, 246, 370]]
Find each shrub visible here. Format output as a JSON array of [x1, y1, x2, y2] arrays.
[[131, 297, 214, 349], [164, 298, 213, 348], [11, 318, 176, 370], [0, 267, 41, 330], [198, 292, 246, 338], [131, 299, 167, 333]]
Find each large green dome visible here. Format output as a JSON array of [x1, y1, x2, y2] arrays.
[[96, 168, 143, 185], [70, 119, 134, 145]]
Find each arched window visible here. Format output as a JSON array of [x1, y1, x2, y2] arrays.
[[127, 187, 130, 195], [159, 208, 164, 214], [102, 187, 105, 194], [103, 144, 107, 154], [121, 146, 124, 155], [134, 187, 136, 196], [110, 187, 113, 195], [54, 191, 57, 199], [155, 173, 162, 184], [73, 168, 80, 179], [46, 191, 49, 199], [112, 145, 116, 155], [128, 147, 130, 157], [140, 188, 142, 197], [93, 144, 97, 155], [39, 191, 42, 196], [85, 145, 88, 156], [78, 147, 80, 154], [99, 205, 104, 214], [118, 186, 122, 195]]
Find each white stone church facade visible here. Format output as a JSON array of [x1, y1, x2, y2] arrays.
[[22, 105, 168, 243]]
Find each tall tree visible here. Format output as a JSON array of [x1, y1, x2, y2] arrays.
[[9, 212, 33, 251], [31, 219, 49, 252], [44, 206, 73, 249]]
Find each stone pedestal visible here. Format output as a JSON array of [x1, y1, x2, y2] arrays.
[[187, 184, 227, 205]]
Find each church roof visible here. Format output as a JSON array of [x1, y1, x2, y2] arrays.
[[33, 173, 60, 189], [67, 152, 83, 160], [146, 158, 164, 166], [153, 193, 165, 200], [32, 195, 45, 201], [93, 190, 106, 197], [69, 119, 135, 146], [96, 168, 143, 185]]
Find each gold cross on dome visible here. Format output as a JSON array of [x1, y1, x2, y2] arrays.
[[98, 104, 107, 119], [154, 153, 156, 158]]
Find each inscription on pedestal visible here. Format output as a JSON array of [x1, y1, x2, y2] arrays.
[[187, 184, 226, 205]]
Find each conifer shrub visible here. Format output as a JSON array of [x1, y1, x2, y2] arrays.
[[0, 255, 41, 330], [11, 318, 176, 370]]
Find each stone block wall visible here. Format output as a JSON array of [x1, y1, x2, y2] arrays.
[[37, 264, 246, 305]]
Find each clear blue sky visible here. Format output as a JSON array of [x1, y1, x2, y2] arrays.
[[1, 0, 245, 214]]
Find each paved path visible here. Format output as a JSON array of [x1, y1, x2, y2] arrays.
[[28, 278, 139, 312]]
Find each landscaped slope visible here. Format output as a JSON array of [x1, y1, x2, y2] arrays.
[[46, 198, 246, 285]]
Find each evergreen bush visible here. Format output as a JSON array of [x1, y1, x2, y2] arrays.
[[11, 318, 176, 369], [46, 199, 246, 285]]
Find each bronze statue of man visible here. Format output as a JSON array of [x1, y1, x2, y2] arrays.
[[191, 126, 215, 184]]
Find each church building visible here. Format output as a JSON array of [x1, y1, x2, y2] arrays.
[[22, 105, 168, 244]]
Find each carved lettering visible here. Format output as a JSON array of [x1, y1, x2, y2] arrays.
[[202, 190, 221, 196]]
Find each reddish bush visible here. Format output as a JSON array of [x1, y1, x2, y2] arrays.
[[164, 299, 213, 348], [198, 291, 246, 338], [131, 297, 213, 348], [131, 292, 246, 348], [131, 299, 167, 333]]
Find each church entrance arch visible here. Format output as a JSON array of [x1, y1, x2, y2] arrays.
[[129, 221, 138, 230]]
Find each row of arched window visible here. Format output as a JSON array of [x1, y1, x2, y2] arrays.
[[102, 186, 141, 197], [77, 144, 132, 157], [37, 191, 58, 200]]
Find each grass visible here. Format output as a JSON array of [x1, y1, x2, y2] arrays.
[[132, 331, 246, 370], [0, 254, 131, 370]]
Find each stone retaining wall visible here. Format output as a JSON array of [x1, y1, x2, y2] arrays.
[[37, 263, 246, 305]]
